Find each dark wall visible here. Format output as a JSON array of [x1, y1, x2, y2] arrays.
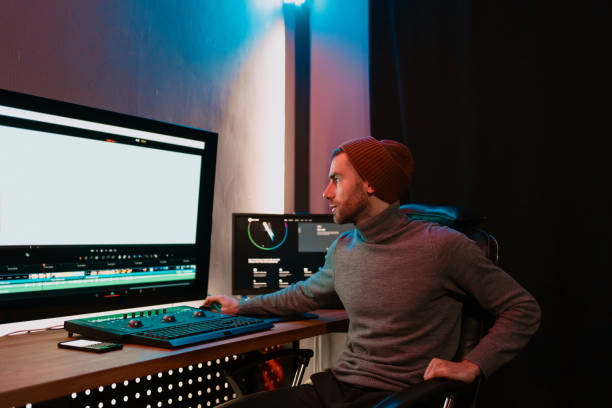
[[370, 1, 610, 406]]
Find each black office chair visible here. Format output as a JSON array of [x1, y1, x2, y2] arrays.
[[373, 203, 499, 408]]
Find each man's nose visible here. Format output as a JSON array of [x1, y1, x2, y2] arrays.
[[323, 181, 333, 199]]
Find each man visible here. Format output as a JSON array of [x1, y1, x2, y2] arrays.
[[206, 136, 541, 407]]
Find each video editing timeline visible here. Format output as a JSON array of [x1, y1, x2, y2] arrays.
[[232, 214, 354, 295], [0, 245, 196, 298]]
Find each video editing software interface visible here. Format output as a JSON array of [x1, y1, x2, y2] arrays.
[[0, 89, 217, 321], [232, 214, 354, 294]]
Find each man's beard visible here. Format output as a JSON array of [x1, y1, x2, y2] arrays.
[[332, 188, 369, 225]]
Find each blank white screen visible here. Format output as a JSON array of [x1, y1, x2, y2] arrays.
[[0, 124, 202, 245]]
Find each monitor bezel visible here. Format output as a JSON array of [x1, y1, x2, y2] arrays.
[[0, 88, 218, 323]]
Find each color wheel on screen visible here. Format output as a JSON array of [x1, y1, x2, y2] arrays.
[[247, 218, 288, 250]]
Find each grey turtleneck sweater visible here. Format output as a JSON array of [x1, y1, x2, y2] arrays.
[[238, 202, 541, 391]]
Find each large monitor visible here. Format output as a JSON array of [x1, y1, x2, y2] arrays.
[[232, 213, 354, 295], [0, 89, 218, 323]]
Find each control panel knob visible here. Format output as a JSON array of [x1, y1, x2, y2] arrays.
[[162, 314, 176, 322], [193, 310, 204, 317], [128, 319, 143, 328]]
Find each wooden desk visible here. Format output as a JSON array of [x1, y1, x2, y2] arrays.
[[0, 309, 348, 407]]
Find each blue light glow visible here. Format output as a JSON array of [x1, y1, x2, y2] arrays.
[[284, 0, 307, 6]]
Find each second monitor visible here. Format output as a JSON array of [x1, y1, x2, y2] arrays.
[[232, 214, 354, 295]]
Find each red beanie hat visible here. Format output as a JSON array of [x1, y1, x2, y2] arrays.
[[339, 136, 414, 204]]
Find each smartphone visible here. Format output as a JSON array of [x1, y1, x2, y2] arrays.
[[58, 339, 123, 353]]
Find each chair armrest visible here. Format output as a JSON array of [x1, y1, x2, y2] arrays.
[[373, 378, 469, 408]]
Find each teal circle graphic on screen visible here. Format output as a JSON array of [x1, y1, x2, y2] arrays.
[[247, 218, 288, 250]]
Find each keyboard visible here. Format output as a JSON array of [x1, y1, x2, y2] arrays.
[[64, 306, 274, 348]]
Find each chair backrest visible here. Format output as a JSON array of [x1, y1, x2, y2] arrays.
[[399, 203, 498, 265], [399, 204, 498, 408]]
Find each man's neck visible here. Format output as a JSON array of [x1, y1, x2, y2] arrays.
[[354, 197, 390, 228]]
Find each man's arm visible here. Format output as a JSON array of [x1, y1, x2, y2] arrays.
[[428, 231, 541, 381], [204, 239, 341, 316], [238, 244, 340, 315]]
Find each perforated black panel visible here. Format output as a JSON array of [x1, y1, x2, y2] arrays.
[[21, 356, 240, 408]]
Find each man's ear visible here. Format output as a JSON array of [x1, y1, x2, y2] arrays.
[[364, 180, 375, 195]]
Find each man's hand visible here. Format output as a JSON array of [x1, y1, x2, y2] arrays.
[[423, 358, 481, 384], [201, 295, 239, 315]]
